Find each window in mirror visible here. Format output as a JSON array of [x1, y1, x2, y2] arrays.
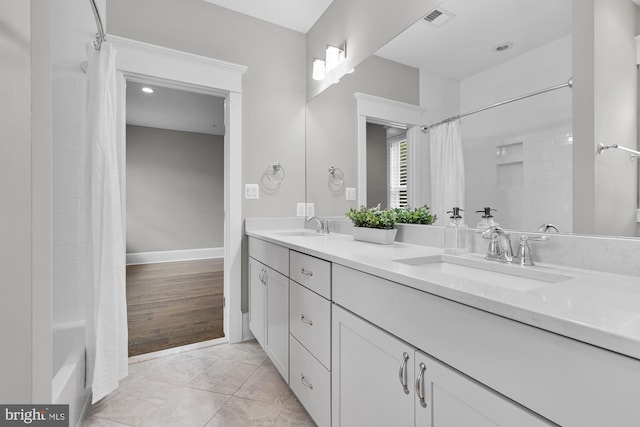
[[388, 135, 408, 208]]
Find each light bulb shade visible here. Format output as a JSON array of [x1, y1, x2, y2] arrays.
[[325, 45, 343, 71], [312, 58, 325, 81]]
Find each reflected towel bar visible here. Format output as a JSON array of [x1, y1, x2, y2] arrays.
[[597, 143, 640, 161]]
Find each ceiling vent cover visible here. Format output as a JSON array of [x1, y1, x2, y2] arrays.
[[424, 9, 443, 22], [423, 8, 455, 27]]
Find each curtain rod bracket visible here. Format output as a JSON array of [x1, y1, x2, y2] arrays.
[[89, 0, 106, 50], [598, 143, 640, 161]]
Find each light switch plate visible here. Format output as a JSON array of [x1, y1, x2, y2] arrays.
[[245, 184, 259, 199], [296, 203, 306, 217], [346, 187, 356, 200], [305, 203, 315, 217]]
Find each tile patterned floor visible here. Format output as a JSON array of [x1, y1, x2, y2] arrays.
[[82, 341, 316, 427]]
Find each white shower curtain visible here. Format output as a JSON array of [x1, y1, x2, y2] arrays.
[[85, 42, 128, 404], [429, 120, 465, 225]]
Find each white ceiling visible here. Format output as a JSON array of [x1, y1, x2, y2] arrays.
[[202, 0, 334, 33], [376, 0, 572, 80], [126, 81, 225, 136]]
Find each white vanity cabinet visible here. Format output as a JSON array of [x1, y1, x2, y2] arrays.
[[332, 305, 414, 427], [247, 230, 640, 427], [248, 238, 290, 381], [332, 304, 549, 427], [332, 263, 640, 427], [414, 352, 549, 427], [248, 257, 266, 347], [289, 251, 332, 427]]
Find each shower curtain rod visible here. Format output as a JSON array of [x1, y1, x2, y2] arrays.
[[89, 0, 106, 50], [421, 77, 573, 133]]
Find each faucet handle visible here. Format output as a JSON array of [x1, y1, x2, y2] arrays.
[[514, 234, 548, 266], [515, 235, 535, 266]]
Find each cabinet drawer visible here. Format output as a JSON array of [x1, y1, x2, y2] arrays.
[[290, 281, 331, 369], [290, 251, 331, 299], [290, 335, 331, 427], [248, 237, 289, 276]]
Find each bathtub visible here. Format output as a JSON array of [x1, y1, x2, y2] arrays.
[[52, 322, 91, 427]]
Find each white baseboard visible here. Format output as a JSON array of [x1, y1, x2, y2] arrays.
[[126, 247, 223, 265], [242, 312, 254, 341]]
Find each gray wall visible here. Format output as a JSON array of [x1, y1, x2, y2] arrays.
[[108, 0, 306, 312], [306, 55, 420, 217], [126, 125, 224, 253], [573, 0, 638, 236], [107, 0, 306, 220], [0, 0, 32, 403], [366, 123, 388, 208]]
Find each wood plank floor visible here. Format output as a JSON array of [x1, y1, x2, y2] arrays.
[[126, 258, 224, 356]]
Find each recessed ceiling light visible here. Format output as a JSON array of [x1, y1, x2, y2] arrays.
[[493, 43, 513, 53], [141, 87, 154, 94]]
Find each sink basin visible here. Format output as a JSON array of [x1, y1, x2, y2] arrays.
[[275, 231, 325, 237], [393, 255, 572, 291]]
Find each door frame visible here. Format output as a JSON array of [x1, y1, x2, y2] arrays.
[[110, 35, 247, 343], [355, 93, 427, 208]]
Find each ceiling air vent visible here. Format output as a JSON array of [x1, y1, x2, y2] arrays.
[[424, 10, 443, 22], [423, 8, 455, 27]]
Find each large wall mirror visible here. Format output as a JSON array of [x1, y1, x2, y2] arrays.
[[305, 0, 640, 238]]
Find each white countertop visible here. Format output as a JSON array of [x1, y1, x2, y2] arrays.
[[247, 228, 640, 361]]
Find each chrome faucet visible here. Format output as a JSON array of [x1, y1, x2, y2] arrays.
[[481, 226, 513, 263], [307, 216, 330, 234]]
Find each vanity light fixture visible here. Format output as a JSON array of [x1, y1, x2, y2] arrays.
[[325, 44, 346, 71], [312, 43, 347, 81], [312, 58, 326, 81], [141, 87, 154, 94]]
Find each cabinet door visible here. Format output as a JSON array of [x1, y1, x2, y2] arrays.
[[414, 351, 552, 427], [265, 267, 289, 381], [248, 257, 266, 348], [332, 305, 414, 427]]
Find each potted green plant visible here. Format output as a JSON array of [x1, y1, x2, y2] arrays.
[[392, 205, 436, 225], [345, 205, 397, 244]]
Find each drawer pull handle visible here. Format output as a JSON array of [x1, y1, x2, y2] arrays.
[[398, 352, 410, 395], [300, 314, 313, 326], [301, 268, 314, 277], [301, 374, 314, 389], [416, 362, 427, 408]]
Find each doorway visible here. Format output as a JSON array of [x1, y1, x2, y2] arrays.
[[112, 34, 246, 345], [124, 81, 226, 356]]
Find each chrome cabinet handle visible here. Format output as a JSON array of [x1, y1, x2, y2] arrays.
[[258, 268, 264, 284], [262, 269, 268, 286], [301, 268, 314, 277], [416, 362, 427, 408], [301, 374, 314, 389], [300, 314, 313, 326], [398, 352, 410, 394]]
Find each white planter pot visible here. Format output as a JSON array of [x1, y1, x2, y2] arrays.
[[351, 227, 397, 245]]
